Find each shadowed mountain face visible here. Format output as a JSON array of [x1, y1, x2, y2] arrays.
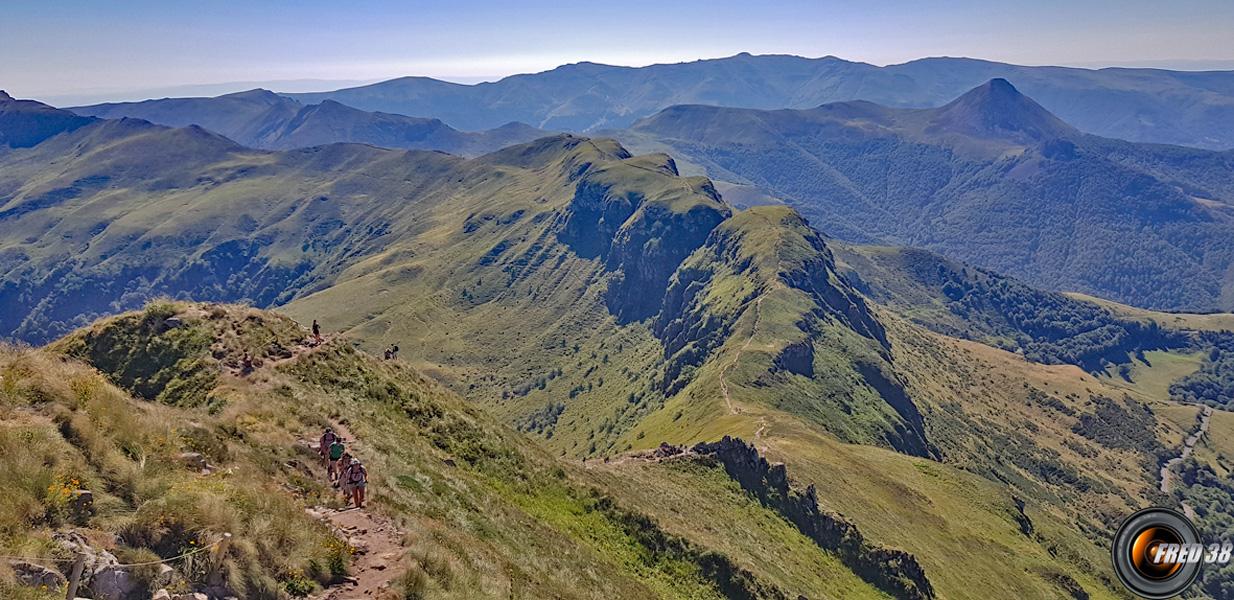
[[1, 90, 97, 148], [623, 80, 1234, 312], [71, 89, 548, 155], [283, 53, 1234, 149]]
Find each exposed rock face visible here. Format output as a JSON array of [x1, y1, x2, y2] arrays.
[[8, 560, 67, 589], [693, 436, 935, 600], [774, 340, 814, 377], [558, 156, 730, 323], [653, 263, 732, 394], [53, 530, 138, 600], [604, 200, 730, 322], [853, 360, 934, 458]]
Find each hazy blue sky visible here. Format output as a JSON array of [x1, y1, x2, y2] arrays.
[[3, 0, 1233, 101]]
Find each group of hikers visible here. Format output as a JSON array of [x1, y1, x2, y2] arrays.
[[312, 318, 399, 362], [318, 427, 368, 509]]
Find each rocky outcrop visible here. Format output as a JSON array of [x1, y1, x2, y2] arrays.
[[604, 200, 729, 322], [53, 530, 138, 600], [557, 156, 730, 323], [774, 340, 814, 377], [8, 560, 67, 589], [693, 436, 935, 600]]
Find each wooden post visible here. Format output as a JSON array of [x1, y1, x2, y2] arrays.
[[64, 553, 85, 600], [217, 533, 232, 559], [208, 533, 232, 586]]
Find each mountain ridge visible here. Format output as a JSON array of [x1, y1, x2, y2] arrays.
[[71, 88, 550, 155], [281, 53, 1234, 149]]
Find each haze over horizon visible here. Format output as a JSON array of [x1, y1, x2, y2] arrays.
[[3, 0, 1234, 105]]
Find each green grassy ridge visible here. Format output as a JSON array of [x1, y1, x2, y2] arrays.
[[0, 111, 721, 345], [650, 205, 930, 456], [0, 340, 343, 599], [15, 301, 896, 599]]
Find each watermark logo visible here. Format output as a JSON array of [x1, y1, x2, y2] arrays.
[[1112, 508, 1210, 598]]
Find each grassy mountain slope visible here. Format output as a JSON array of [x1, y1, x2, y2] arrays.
[[5, 97, 1232, 597], [284, 53, 1234, 149], [71, 89, 547, 156], [623, 79, 1234, 311], [6, 301, 900, 599]]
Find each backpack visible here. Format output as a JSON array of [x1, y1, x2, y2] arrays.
[[349, 464, 367, 484]]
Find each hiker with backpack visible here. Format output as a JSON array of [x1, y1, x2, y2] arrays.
[[336, 452, 354, 490], [344, 459, 368, 509], [326, 436, 347, 482], [312, 319, 322, 345], [318, 428, 337, 464]]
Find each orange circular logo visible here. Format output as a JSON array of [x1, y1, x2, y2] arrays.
[[1130, 526, 1184, 580]]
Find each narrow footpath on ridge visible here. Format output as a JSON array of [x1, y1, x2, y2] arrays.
[[305, 418, 408, 600], [1160, 406, 1214, 520], [264, 331, 409, 600]]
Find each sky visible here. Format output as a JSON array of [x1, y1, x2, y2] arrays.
[[3, 0, 1234, 103]]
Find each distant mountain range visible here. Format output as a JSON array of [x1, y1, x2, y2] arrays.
[[33, 70, 1234, 312], [72, 89, 548, 155], [279, 53, 1234, 149], [621, 79, 1234, 311]]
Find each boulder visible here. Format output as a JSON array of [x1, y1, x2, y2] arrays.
[[171, 593, 208, 600], [50, 530, 143, 600], [8, 559, 67, 588], [178, 452, 209, 471], [53, 530, 120, 574], [91, 566, 139, 600], [152, 590, 172, 600], [154, 563, 175, 588], [70, 489, 95, 521]]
